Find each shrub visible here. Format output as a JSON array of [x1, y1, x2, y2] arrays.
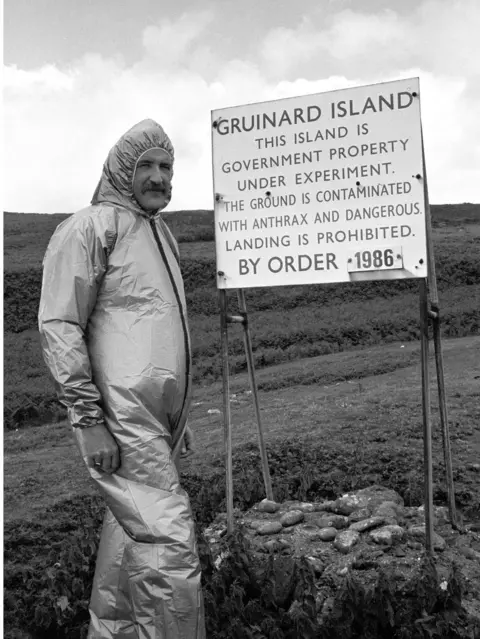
[[5, 436, 478, 638]]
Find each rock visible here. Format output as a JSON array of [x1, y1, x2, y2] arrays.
[[249, 520, 266, 531], [296, 524, 328, 541], [373, 501, 402, 523], [315, 593, 326, 614], [434, 507, 450, 524], [355, 485, 404, 509], [433, 534, 447, 552], [349, 516, 385, 533], [417, 505, 450, 525], [280, 510, 304, 527], [321, 597, 335, 616], [370, 525, 404, 546], [333, 486, 403, 516], [317, 500, 337, 512], [407, 525, 446, 551], [313, 515, 349, 530], [263, 539, 282, 552], [257, 521, 283, 535], [334, 530, 360, 554], [277, 538, 292, 550], [287, 502, 315, 513], [257, 499, 280, 514], [306, 556, 324, 575], [317, 527, 337, 541], [352, 559, 380, 570], [348, 508, 371, 523], [458, 547, 480, 561], [333, 493, 370, 515]]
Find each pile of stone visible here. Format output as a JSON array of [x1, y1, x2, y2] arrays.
[[204, 485, 450, 565], [203, 485, 480, 627]]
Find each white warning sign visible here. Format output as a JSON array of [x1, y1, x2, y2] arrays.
[[211, 77, 428, 290]]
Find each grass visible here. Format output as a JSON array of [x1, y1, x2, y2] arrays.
[[4, 335, 480, 636], [3, 207, 480, 428], [3, 204, 480, 638], [4, 335, 480, 523]]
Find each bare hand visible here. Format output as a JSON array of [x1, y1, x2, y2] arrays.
[[180, 426, 195, 459], [74, 423, 120, 474]]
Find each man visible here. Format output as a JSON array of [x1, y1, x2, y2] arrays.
[[38, 119, 205, 638]]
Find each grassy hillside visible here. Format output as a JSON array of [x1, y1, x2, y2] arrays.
[[3, 203, 480, 272], [3, 205, 480, 638], [3, 204, 480, 429]]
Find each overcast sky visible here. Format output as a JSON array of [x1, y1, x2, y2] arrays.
[[3, 0, 480, 213]]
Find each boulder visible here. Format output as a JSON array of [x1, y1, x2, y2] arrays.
[[295, 524, 328, 541], [407, 525, 446, 551], [306, 556, 324, 575], [349, 516, 385, 533], [317, 527, 337, 541], [280, 510, 304, 527], [257, 499, 280, 514], [257, 521, 283, 536], [348, 508, 371, 523], [312, 514, 349, 530], [334, 486, 403, 516], [369, 525, 404, 546], [373, 501, 403, 523], [334, 530, 360, 554]]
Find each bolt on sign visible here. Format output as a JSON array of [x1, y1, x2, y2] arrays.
[[211, 77, 428, 289]]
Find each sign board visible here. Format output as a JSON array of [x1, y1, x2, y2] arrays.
[[211, 77, 428, 289]]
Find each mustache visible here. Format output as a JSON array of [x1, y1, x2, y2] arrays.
[[142, 183, 172, 194]]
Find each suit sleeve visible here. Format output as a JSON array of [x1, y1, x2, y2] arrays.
[[38, 214, 108, 428]]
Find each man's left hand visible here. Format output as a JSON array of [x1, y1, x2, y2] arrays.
[[180, 426, 195, 459]]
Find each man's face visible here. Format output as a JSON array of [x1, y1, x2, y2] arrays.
[[132, 148, 173, 212]]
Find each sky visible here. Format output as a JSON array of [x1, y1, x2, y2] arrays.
[[3, 0, 480, 213]]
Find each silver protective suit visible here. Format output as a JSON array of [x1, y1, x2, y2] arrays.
[[38, 120, 205, 638]]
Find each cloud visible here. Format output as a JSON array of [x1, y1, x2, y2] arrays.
[[141, 10, 215, 67], [3, 0, 480, 213]]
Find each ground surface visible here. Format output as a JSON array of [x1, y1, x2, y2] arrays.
[[3, 206, 480, 636], [5, 335, 480, 526]]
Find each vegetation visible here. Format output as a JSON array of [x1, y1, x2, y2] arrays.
[[3, 205, 480, 429], [3, 204, 480, 637], [5, 436, 479, 638]]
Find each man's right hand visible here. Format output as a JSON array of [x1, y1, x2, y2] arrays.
[[74, 423, 120, 474]]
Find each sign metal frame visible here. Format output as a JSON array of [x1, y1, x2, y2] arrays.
[[211, 80, 458, 552]]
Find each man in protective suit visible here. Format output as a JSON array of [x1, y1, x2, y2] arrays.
[[39, 119, 206, 638]]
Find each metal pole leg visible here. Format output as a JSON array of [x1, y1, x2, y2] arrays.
[[431, 312, 459, 528], [421, 135, 458, 529], [219, 289, 234, 533], [420, 278, 434, 554], [237, 289, 274, 501]]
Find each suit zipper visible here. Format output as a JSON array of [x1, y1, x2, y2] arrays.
[[149, 219, 191, 428]]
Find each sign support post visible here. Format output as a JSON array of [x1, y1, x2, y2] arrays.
[[219, 287, 274, 533], [219, 289, 234, 533], [420, 276, 434, 554], [422, 144, 459, 530], [237, 289, 274, 501], [212, 77, 457, 550]]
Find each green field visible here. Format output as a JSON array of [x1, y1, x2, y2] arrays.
[[4, 205, 480, 429], [3, 204, 480, 638]]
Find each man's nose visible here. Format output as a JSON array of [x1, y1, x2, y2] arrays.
[[149, 167, 164, 184]]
